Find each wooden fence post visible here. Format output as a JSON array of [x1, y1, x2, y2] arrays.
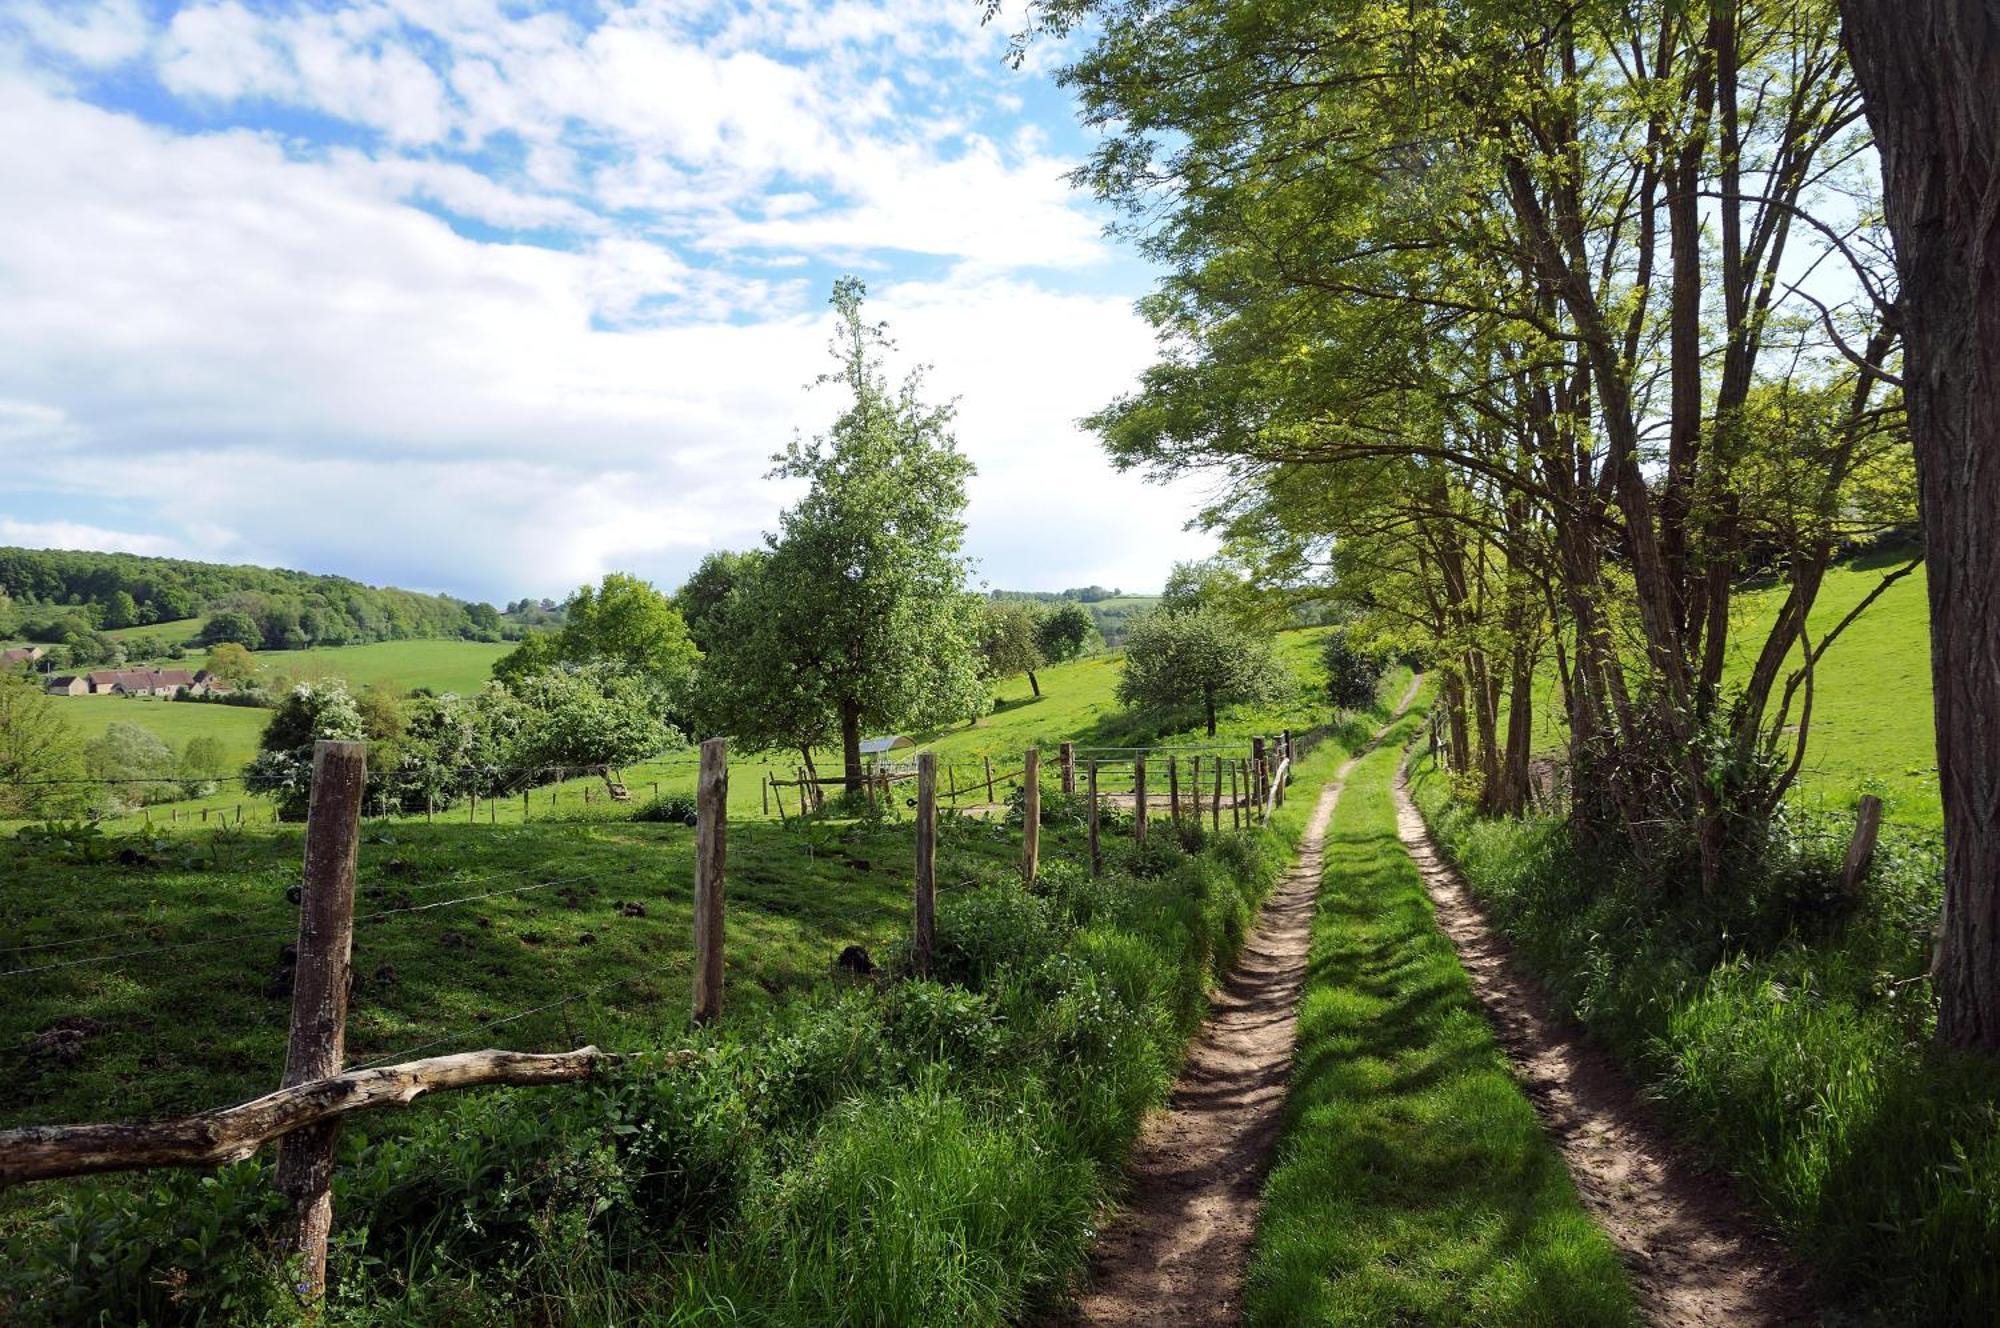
[[692, 738, 728, 1026], [1021, 748, 1042, 884], [1060, 742, 1076, 795], [762, 775, 770, 817], [984, 755, 995, 804], [914, 753, 937, 976], [1231, 761, 1242, 830], [275, 739, 366, 1303], [1841, 794, 1886, 896], [1087, 759, 1101, 877], [1212, 758, 1223, 835], [1252, 738, 1268, 808], [947, 762, 959, 802], [1134, 756, 1148, 848], [1169, 756, 1182, 829], [1191, 756, 1203, 829], [522, 788, 529, 821], [774, 779, 789, 824], [469, 789, 476, 824]]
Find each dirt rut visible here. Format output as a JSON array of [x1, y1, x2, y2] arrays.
[[1066, 690, 1415, 1328], [1393, 763, 1811, 1328]]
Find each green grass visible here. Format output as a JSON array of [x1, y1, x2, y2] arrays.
[[0, 664, 1408, 1325], [1527, 554, 1938, 825], [48, 693, 270, 770], [1244, 714, 1637, 1327], [249, 638, 511, 695]]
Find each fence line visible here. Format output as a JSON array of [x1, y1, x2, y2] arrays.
[[1, 727, 1300, 1308]]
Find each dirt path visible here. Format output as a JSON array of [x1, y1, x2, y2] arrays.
[[1066, 683, 1418, 1328], [1392, 763, 1813, 1328]]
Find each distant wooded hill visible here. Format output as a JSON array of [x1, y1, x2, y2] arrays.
[[0, 547, 547, 651], [987, 588, 1161, 645]]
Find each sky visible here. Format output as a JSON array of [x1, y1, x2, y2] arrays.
[[0, 0, 1220, 605]]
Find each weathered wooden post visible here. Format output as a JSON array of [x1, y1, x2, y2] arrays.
[[692, 738, 728, 1026], [1192, 757, 1203, 828], [914, 752, 937, 976], [1169, 756, 1182, 830], [1060, 741, 1076, 795], [947, 762, 959, 802], [1231, 762, 1242, 830], [1087, 759, 1102, 878], [276, 739, 366, 1303], [469, 789, 477, 824], [1842, 795, 1886, 896], [1134, 756, 1148, 848], [773, 779, 789, 824], [1022, 748, 1042, 884], [762, 775, 770, 817], [1252, 738, 1268, 808], [522, 788, 529, 820], [984, 755, 995, 804], [1212, 758, 1223, 834]]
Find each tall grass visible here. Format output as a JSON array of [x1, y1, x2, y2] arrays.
[[1244, 717, 1637, 1327], [1413, 762, 2000, 1325]]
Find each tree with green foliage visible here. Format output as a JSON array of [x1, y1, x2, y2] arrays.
[[0, 671, 90, 820], [103, 590, 139, 630], [199, 610, 263, 651], [692, 552, 842, 782], [83, 723, 179, 807], [509, 665, 682, 776], [760, 277, 986, 792], [245, 680, 365, 819], [980, 600, 1046, 696], [675, 550, 762, 653], [492, 573, 699, 719], [203, 642, 258, 688], [1117, 605, 1283, 736], [179, 735, 227, 798], [1036, 600, 1096, 664], [1321, 629, 1387, 715]]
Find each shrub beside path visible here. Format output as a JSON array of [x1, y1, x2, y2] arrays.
[[1065, 677, 1420, 1328]]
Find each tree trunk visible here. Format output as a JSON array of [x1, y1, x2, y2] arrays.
[[1204, 687, 1217, 737], [1028, 670, 1041, 698], [1838, 0, 2000, 1048], [839, 700, 864, 796]]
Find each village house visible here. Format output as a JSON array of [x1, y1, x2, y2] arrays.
[[2, 645, 46, 667], [63, 667, 229, 698]]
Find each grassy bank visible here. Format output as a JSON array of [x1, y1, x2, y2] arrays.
[[1412, 761, 2000, 1325], [0, 673, 1411, 1325], [1245, 716, 1636, 1326]]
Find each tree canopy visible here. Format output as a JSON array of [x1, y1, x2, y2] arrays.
[[1117, 604, 1284, 737]]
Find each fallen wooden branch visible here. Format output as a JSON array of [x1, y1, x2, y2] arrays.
[[0, 1046, 679, 1187]]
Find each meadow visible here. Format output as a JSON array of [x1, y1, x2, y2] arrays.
[[0, 637, 1410, 1326]]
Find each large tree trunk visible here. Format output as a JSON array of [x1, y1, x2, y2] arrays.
[[1838, 0, 2000, 1049], [1028, 670, 1041, 698], [839, 699, 864, 796]]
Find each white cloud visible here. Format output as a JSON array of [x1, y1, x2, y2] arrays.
[[0, 4, 1208, 599], [11, 0, 151, 68], [0, 518, 187, 559]]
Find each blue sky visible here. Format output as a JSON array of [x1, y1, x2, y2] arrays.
[[0, 1, 1218, 603]]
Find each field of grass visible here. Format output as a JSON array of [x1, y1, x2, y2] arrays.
[[0, 644, 1410, 1326], [49, 694, 270, 770], [249, 638, 510, 695], [1525, 555, 1937, 826], [1245, 713, 1636, 1327], [1726, 556, 1937, 825]]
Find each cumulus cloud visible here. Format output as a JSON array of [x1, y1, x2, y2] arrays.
[[0, 2, 1215, 600]]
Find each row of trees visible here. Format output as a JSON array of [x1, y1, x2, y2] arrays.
[[0, 548, 530, 652], [1016, 0, 2000, 1048]]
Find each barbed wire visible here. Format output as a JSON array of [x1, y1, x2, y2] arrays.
[[347, 970, 660, 1071]]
